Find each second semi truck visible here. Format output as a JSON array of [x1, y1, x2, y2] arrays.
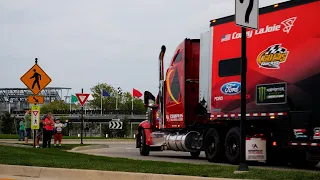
[[136, 0, 320, 167]]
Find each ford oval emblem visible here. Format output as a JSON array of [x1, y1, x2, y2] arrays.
[[221, 82, 241, 95]]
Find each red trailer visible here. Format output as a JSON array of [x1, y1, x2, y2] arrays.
[[136, 0, 320, 167]]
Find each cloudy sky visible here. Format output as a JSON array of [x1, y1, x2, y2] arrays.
[[0, 0, 287, 101]]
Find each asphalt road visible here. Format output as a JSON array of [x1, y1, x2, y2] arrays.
[[1, 139, 320, 172], [67, 140, 320, 172]]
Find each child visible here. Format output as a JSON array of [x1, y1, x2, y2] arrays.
[[53, 118, 67, 147], [19, 119, 25, 141], [35, 117, 44, 148]]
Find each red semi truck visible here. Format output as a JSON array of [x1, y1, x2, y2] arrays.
[[136, 0, 320, 167]]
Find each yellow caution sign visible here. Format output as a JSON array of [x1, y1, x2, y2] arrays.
[[20, 63, 52, 95]]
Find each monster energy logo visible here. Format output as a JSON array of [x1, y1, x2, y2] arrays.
[[258, 87, 267, 102]]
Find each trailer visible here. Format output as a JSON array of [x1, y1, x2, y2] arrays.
[[136, 0, 320, 167]]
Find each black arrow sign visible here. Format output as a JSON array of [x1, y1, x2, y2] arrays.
[[33, 96, 39, 103]]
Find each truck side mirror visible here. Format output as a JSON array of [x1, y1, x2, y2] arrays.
[[144, 91, 156, 107]]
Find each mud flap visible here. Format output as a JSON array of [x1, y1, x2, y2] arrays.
[[246, 138, 267, 161]]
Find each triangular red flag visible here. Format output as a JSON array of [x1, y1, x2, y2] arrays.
[[132, 88, 142, 98]]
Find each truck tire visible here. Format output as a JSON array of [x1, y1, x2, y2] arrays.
[[290, 152, 319, 168], [139, 129, 150, 156], [291, 160, 319, 168], [225, 127, 240, 165], [190, 151, 201, 158], [204, 128, 224, 162]]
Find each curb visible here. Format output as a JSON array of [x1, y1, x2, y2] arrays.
[[0, 142, 32, 148], [0, 164, 243, 180], [69, 144, 109, 151]]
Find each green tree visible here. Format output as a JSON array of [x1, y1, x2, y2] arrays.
[[41, 100, 70, 114], [89, 83, 117, 110], [0, 113, 15, 134], [118, 116, 130, 137], [89, 83, 146, 113]]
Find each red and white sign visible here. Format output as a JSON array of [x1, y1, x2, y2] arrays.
[[32, 111, 38, 116], [75, 93, 90, 107]]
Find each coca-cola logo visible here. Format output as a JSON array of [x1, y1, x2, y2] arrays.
[[221, 82, 241, 95]]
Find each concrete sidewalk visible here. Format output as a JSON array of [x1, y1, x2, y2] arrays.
[[0, 164, 248, 180]]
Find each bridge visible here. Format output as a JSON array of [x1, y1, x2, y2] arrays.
[[11, 110, 147, 123], [0, 87, 71, 112]]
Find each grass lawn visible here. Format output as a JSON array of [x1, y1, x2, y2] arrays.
[[0, 145, 319, 180], [0, 134, 134, 140]]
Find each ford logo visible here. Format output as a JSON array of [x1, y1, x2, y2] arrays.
[[221, 82, 241, 95]]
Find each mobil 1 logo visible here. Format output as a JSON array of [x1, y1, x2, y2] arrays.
[[256, 82, 286, 105]]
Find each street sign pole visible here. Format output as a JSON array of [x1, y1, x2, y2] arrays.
[[33, 59, 37, 148], [81, 88, 84, 144], [75, 90, 90, 144], [239, 26, 248, 171], [34, 103, 36, 148], [235, 0, 259, 172]]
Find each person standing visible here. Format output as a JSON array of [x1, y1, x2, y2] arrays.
[[42, 112, 54, 148], [19, 119, 25, 141], [24, 109, 31, 145], [35, 117, 44, 148], [53, 118, 67, 147]]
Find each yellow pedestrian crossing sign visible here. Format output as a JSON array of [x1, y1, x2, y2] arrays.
[[20, 59, 52, 95], [31, 105, 40, 130]]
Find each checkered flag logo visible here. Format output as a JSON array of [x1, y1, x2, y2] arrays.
[[256, 44, 289, 69], [264, 44, 287, 55], [281, 17, 297, 34]]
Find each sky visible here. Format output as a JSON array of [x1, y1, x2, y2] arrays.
[[0, 0, 288, 101]]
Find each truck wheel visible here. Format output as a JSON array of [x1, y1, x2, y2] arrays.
[[303, 161, 319, 168], [139, 129, 150, 156], [204, 128, 223, 162], [190, 151, 201, 158], [291, 160, 319, 168], [225, 127, 240, 165], [290, 153, 319, 169]]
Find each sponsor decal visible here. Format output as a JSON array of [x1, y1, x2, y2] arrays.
[[313, 127, 320, 140], [214, 95, 250, 101], [221, 34, 231, 42], [293, 129, 308, 139], [221, 17, 297, 42], [252, 144, 258, 149], [246, 139, 266, 161], [166, 114, 183, 122], [212, 108, 222, 112], [214, 96, 223, 101], [256, 82, 286, 105], [257, 44, 289, 69], [221, 82, 241, 95], [281, 17, 297, 34]]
